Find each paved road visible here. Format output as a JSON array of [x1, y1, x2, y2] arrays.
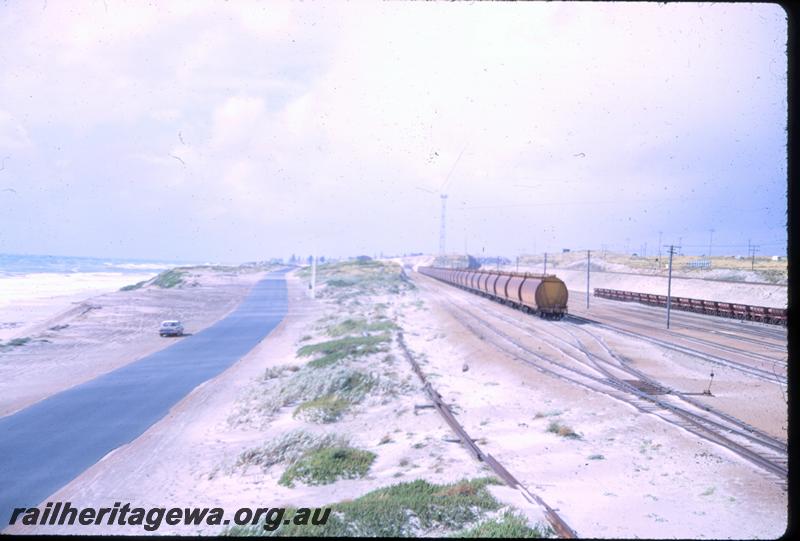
[[0, 271, 288, 527]]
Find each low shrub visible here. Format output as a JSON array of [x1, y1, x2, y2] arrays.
[[5, 337, 30, 347], [278, 446, 376, 487], [298, 334, 391, 369], [151, 269, 187, 288], [547, 421, 580, 439], [226, 477, 509, 536], [234, 430, 348, 472], [293, 395, 351, 423], [119, 280, 147, 291], [457, 510, 551, 538]]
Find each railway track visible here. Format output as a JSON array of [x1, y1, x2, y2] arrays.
[[592, 288, 787, 326], [587, 300, 788, 357], [566, 314, 786, 385], [414, 273, 788, 488], [579, 298, 787, 351], [395, 331, 578, 538]]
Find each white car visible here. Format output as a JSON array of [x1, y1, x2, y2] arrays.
[[159, 320, 184, 337]]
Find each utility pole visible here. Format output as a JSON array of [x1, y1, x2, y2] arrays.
[[516, 256, 519, 272], [750, 244, 759, 270], [586, 250, 591, 309], [666, 245, 676, 329], [543, 252, 548, 275]]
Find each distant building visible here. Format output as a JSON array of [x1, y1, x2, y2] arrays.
[[771, 255, 784, 261]]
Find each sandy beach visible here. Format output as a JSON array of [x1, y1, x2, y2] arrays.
[[0, 272, 156, 342], [0, 267, 266, 418]]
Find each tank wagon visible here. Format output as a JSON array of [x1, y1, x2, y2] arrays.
[[418, 266, 569, 319]]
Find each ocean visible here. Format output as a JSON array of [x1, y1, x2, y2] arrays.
[[0, 254, 195, 339], [0, 253, 187, 277]]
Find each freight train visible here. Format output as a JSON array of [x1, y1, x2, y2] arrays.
[[594, 288, 787, 326], [418, 266, 569, 319]]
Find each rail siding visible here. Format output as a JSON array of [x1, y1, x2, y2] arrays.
[[396, 331, 578, 539], [593, 288, 787, 326]]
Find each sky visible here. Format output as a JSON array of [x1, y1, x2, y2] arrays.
[[0, 1, 788, 262]]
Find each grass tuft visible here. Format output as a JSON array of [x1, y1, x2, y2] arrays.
[[278, 446, 376, 487], [234, 430, 348, 472], [293, 395, 351, 423], [226, 477, 513, 537], [326, 318, 398, 337], [261, 365, 293, 381], [3, 337, 31, 348], [298, 334, 391, 369], [151, 269, 187, 288], [455, 510, 552, 538], [230, 364, 387, 427], [119, 280, 147, 291], [547, 421, 581, 439]]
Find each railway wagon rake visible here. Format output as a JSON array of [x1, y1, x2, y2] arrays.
[[593, 288, 786, 326]]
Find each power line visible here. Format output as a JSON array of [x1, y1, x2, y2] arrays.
[[439, 144, 468, 194]]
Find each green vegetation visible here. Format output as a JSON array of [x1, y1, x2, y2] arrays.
[[121, 262, 274, 292], [278, 446, 376, 487], [757, 268, 787, 284], [235, 430, 348, 472], [151, 269, 188, 288], [326, 278, 357, 287], [456, 510, 551, 538], [326, 317, 397, 337], [119, 280, 147, 291], [226, 477, 539, 537], [533, 409, 562, 419], [1, 337, 31, 348], [298, 333, 392, 369], [232, 362, 399, 428], [547, 421, 580, 439], [293, 394, 351, 423], [298, 260, 415, 301]]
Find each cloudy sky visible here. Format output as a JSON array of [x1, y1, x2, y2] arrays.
[[0, 1, 787, 262]]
